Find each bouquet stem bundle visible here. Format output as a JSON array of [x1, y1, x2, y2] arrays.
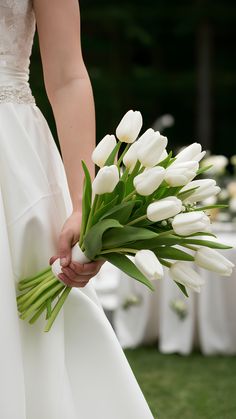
[[17, 110, 234, 331]]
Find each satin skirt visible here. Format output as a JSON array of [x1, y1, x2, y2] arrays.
[[0, 101, 154, 419]]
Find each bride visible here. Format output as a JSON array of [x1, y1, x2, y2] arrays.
[[0, 0, 154, 418]]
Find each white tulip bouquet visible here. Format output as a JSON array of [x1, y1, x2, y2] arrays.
[[17, 110, 234, 331]]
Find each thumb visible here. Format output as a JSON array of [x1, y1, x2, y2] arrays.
[[49, 255, 59, 265], [58, 229, 73, 267]]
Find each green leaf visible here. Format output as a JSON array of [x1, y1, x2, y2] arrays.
[[157, 152, 175, 169], [92, 196, 119, 225], [83, 219, 123, 259], [128, 235, 184, 249], [103, 180, 125, 206], [104, 252, 155, 291], [113, 180, 126, 203], [80, 161, 92, 241], [193, 204, 228, 211], [101, 201, 136, 224], [180, 231, 216, 238], [104, 141, 121, 166], [125, 160, 141, 196], [177, 186, 199, 201], [182, 238, 232, 249], [162, 186, 183, 198], [196, 164, 213, 176], [174, 281, 189, 297], [153, 247, 194, 261], [103, 225, 158, 248]]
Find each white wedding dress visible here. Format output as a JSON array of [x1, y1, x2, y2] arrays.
[[0, 1, 155, 418]]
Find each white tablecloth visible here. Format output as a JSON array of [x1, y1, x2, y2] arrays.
[[92, 224, 236, 355]]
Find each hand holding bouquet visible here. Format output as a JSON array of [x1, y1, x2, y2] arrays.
[[17, 110, 234, 331]]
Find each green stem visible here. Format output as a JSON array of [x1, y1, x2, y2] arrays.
[[157, 229, 175, 237], [159, 258, 172, 268], [19, 266, 51, 285], [29, 287, 63, 324], [182, 244, 198, 251], [123, 190, 137, 202], [17, 272, 54, 304], [20, 282, 64, 320], [18, 271, 53, 291], [120, 166, 129, 181], [117, 143, 130, 168], [99, 247, 137, 255], [127, 214, 147, 226], [18, 276, 58, 312], [44, 287, 72, 332], [83, 194, 99, 235]]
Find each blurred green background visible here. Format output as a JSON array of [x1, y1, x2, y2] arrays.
[[30, 0, 236, 155]]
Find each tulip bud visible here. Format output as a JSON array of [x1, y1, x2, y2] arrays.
[[136, 128, 157, 146], [169, 262, 205, 293], [157, 149, 168, 163], [172, 211, 211, 236], [135, 249, 164, 280], [147, 196, 182, 222], [92, 134, 117, 167], [173, 143, 206, 165], [92, 165, 119, 195], [195, 247, 234, 276], [133, 167, 165, 196], [180, 179, 221, 204], [137, 132, 168, 167], [165, 161, 199, 187], [123, 141, 139, 171], [116, 110, 143, 143]]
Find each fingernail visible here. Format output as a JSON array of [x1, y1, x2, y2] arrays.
[[60, 258, 67, 266]]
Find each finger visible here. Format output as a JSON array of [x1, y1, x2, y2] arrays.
[[58, 229, 74, 267], [58, 273, 89, 288], [49, 255, 60, 265], [79, 261, 104, 276], [61, 266, 77, 281], [69, 261, 85, 275]]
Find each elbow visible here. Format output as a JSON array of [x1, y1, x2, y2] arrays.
[[45, 64, 90, 103]]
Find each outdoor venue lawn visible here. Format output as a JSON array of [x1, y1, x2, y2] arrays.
[[125, 345, 236, 419]]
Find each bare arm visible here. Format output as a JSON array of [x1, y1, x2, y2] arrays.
[[33, 0, 103, 287], [33, 0, 95, 212]]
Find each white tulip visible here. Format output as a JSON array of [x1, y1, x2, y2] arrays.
[[173, 143, 205, 165], [137, 132, 167, 167], [165, 161, 199, 186], [195, 247, 234, 276], [180, 179, 221, 204], [202, 155, 228, 175], [135, 250, 164, 280], [92, 165, 119, 195], [133, 167, 165, 196], [172, 211, 211, 236], [230, 197, 236, 212], [116, 110, 143, 143], [136, 128, 158, 146], [147, 196, 182, 222], [157, 149, 168, 163], [169, 262, 205, 293], [123, 141, 139, 171], [92, 134, 117, 167]]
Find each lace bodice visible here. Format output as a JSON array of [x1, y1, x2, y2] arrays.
[[0, 0, 36, 104], [0, 0, 35, 73]]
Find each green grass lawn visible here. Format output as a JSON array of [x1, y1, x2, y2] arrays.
[[125, 345, 236, 419]]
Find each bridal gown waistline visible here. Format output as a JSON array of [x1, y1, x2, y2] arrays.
[[0, 66, 35, 104]]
